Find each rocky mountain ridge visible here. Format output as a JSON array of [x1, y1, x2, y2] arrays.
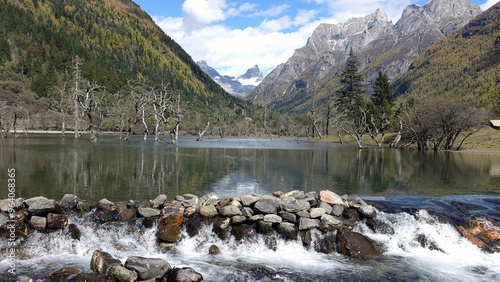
[[246, 0, 481, 114], [197, 60, 264, 98]]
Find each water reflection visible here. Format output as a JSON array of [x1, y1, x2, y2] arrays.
[[0, 135, 499, 202]]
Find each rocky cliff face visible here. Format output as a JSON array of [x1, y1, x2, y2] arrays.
[[197, 61, 263, 98], [246, 0, 481, 114]]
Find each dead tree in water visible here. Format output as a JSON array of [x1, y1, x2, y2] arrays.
[[260, 106, 273, 141], [168, 93, 189, 144], [78, 82, 105, 142]]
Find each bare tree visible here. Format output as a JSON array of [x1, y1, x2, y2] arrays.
[[340, 106, 368, 149], [52, 83, 71, 137], [168, 92, 189, 144], [78, 82, 105, 142], [72, 56, 83, 138], [152, 84, 171, 142], [215, 109, 228, 140], [308, 93, 322, 139], [260, 106, 273, 141], [124, 81, 145, 141]]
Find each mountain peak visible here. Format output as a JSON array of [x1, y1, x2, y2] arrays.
[[240, 65, 263, 80]]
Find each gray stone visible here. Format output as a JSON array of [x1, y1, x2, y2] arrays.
[[97, 198, 117, 212], [200, 193, 219, 206], [241, 207, 254, 218], [279, 203, 301, 213], [151, 194, 168, 208], [297, 211, 310, 218], [58, 194, 80, 210], [175, 195, 186, 202], [110, 265, 138, 282], [319, 201, 333, 214], [263, 214, 282, 224], [358, 204, 377, 218], [276, 222, 298, 240], [319, 190, 347, 207], [199, 205, 218, 218], [91, 250, 122, 275], [273, 191, 284, 197], [24, 196, 48, 207], [125, 256, 171, 280], [28, 199, 60, 216], [232, 215, 246, 224], [138, 208, 161, 218], [249, 214, 264, 221], [305, 191, 317, 199], [332, 204, 344, 217], [30, 216, 47, 230], [283, 190, 304, 199], [310, 208, 326, 218], [279, 212, 297, 223], [15, 276, 33, 282], [220, 205, 242, 217], [229, 200, 242, 209], [320, 214, 343, 231], [296, 199, 310, 211], [0, 200, 8, 212], [280, 196, 296, 204], [0, 214, 9, 229], [167, 267, 203, 282], [299, 217, 320, 230], [183, 194, 198, 200], [254, 200, 277, 214]]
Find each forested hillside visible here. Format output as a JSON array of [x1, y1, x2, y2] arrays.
[[393, 2, 500, 111], [0, 0, 255, 139]]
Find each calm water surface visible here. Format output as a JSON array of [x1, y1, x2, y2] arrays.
[[1, 134, 499, 202]]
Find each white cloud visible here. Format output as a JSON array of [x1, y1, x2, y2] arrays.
[[480, 0, 498, 10], [252, 4, 290, 17]]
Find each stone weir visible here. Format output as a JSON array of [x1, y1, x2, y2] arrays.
[[1, 190, 499, 281]]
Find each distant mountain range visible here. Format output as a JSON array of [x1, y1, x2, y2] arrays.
[[245, 0, 482, 114], [196, 61, 263, 98]]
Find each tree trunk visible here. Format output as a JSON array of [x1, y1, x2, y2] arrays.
[[196, 122, 210, 141]]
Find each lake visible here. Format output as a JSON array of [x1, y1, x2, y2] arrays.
[[1, 134, 500, 281], [1, 134, 500, 202]]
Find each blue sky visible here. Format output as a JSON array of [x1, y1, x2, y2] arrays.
[[133, 0, 496, 77]]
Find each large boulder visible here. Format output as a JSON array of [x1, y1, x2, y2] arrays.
[[156, 225, 181, 243], [253, 200, 277, 214], [109, 265, 138, 282], [336, 229, 382, 258], [319, 190, 347, 207], [125, 256, 171, 280], [167, 267, 203, 282], [160, 206, 184, 226], [28, 198, 60, 216], [320, 214, 343, 232], [97, 199, 117, 212], [151, 194, 168, 209], [231, 224, 255, 241], [90, 250, 122, 276], [199, 205, 218, 218], [240, 195, 260, 207], [58, 194, 81, 210], [47, 213, 68, 229], [314, 234, 336, 254], [310, 208, 326, 219], [275, 222, 298, 240], [219, 205, 242, 217], [298, 218, 319, 230]]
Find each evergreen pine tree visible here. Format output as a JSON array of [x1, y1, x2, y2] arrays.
[[372, 71, 393, 109], [335, 48, 365, 118], [0, 35, 11, 63]]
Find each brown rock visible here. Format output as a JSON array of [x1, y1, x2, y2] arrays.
[[90, 250, 122, 275], [68, 223, 81, 240], [299, 230, 312, 246], [58, 194, 81, 210], [30, 216, 47, 231], [231, 224, 255, 240], [156, 225, 181, 243], [314, 234, 336, 254], [457, 225, 487, 249], [160, 206, 184, 226], [120, 209, 137, 222], [97, 199, 117, 212], [47, 213, 68, 229], [319, 190, 347, 207], [336, 229, 382, 258], [213, 217, 231, 240], [167, 267, 203, 282], [199, 205, 218, 218], [110, 265, 138, 282], [209, 245, 220, 254], [51, 267, 80, 277]]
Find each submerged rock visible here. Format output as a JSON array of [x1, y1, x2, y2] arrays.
[[336, 229, 382, 258], [125, 256, 171, 280], [50, 267, 80, 277], [68, 223, 82, 240], [209, 244, 220, 254]]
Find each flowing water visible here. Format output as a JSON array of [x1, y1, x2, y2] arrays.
[[1, 134, 500, 281]]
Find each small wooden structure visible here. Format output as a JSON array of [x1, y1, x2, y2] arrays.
[[490, 120, 500, 130]]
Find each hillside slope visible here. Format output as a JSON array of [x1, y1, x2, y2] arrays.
[[393, 2, 500, 109]]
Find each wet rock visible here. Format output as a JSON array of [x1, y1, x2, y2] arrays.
[[76, 201, 94, 212], [457, 225, 487, 250], [156, 225, 181, 243], [231, 224, 255, 240], [265, 233, 278, 251], [416, 234, 444, 252], [126, 200, 138, 209], [365, 218, 394, 234], [167, 267, 203, 282], [68, 223, 81, 240], [138, 208, 161, 218], [276, 222, 298, 240], [184, 216, 204, 237], [218, 196, 231, 208], [273, 191, 284, 197], [151, 194, 168, 209], [209, 244, 220, 254], [50, 267, 80, 277], [142, 217, 156, 229], [183, 196, 200, 212], [110, 265, 138, 282], [299, 217, 319, 230], [199, 205, 218, 218], [58, 194, 81, 211], [320, 214, 343, 232], [232, 215, 246, 224], [320, 190, 347, 207], [249, 267, 279, 281], [120, 209, 137, 222], [160, 206, 184, 226], [97, 199, 117, 212], [337, 229, 382, 258], [358, 204, 377, 219], [241, 207, 254, 218], [91, 210, 121, 223], [279, 212, 297, 224], [15, 276, 34, 282], [300, 230, 312, 246], [200, 193, 219, 206], [91, 250, 122, 275], [254, 200, 277, 214], [279, 203, 301, 213], [310, 208, 326, 219], [30, 216, 47, 231], [28, 198, 60, 216], [220, 205, 242, 217], [125, 256, 171, 280], [257, 220, 273, 234], [314, 234, 336, 254], [344, 208, 360, 223], [47, 213, 68, 229], [332, 204, 344, 217], [264, 214, 282, 224], [213, 217, 231, 240], [319, 201, 333, 215]]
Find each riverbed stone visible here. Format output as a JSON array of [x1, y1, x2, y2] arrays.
[[279, 203, 301, 213], [28, 198, 60, 216], [276, 222, 298, 240], [209, 245, 220, 255], [273, 191, 284, 197], [160, 206, 184, 226], [213, 217, 231, 240], [120, 208, 137, 222], [297, 211, 310, 218], [220, 205, 242, 217], [279, 212, 297, 224], [320, 214, 343, 232], [284, 190, 304, 199], [156, 225, 181, 243], [138, 208, 161, 218], [47, 213, 68, 229], [314, 234, 336, 254], [257, 220, 273, 234], [30, 216, 47, 230], [68, 223, 81, 240], [91, 250, 122, 275], [319, 202, 333, 215], [218, 196, 231, 208], [231, 224, 255, 240], [167, 267, 203, 282], [125, 256, 171, 280], [50, 267, 80, 277], [232, 215, 246, 224], [229, 200, 242, 209], [358, 204, 377, 219], [264, 214, 282, 224], [151, 194, 168, 209], [249, 214, 264, 221], [332, 204, 344, 217], [336, 229, 382, 258], [241, 207, 254, 218], [97, 199, 117, 212], [58, 194, 80, 210], [299, 217, 320, 230], [199, 205, 218, 218], [310, 208, 326, 219], [254, 200, 277, 214], [109, 265, 138, 282], [184, 216, 203, 237], [24, 196, 47, 207], [296, 200, 310, 211], [0, 214, 9, 229], [280, 196, 297, 205], [320, 190, 347, 207]]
